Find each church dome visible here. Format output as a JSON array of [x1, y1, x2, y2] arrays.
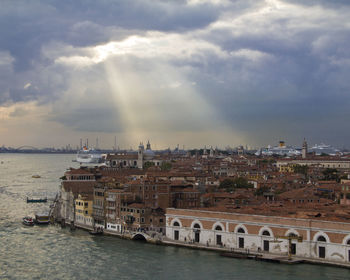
[[143, 140, 155, 160], [144, 148, 155, 160]]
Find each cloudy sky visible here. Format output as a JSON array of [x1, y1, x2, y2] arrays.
[[1, 0, 350, 149]]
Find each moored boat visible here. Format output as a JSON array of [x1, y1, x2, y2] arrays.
[[27, 197, 47, 203], [35, 213, 50, 225], [22, 216, 34, 226], [89, 227, 103, 235]]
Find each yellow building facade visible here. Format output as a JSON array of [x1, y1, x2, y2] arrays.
[[75, 194, 93, 229]]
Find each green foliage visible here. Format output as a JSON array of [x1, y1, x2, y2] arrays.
[[143, 161, 155, 169], [219, 179, 235, 192], [233, 177, 254, 188], [322, 168, 339, 181], [60, 175, 67, 180], [219, 177, 253, 192], [259, 159, 276, 165], [160, 162, 172, 171], [254, 186, 270, 196], [292, 164, 308, 175]]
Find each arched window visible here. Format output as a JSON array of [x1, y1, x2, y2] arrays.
[[193, 223, 201, 229], [288, 233, 297, 237], [215, 225, 222, 231], [262, 230, 271, 236], [347, 239, 350, 245], [237, 228, 245, 234], [173, 222, 180, 227], [317, 236, 327, 242]]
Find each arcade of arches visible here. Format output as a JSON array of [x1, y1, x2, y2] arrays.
[[166, 208, 350, 264]]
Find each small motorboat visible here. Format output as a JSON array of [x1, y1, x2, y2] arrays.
[[32, 175, 41, 178], [22, 216, 34, 226], [89, 227, 103, 235], [35, 213, 50, 225]]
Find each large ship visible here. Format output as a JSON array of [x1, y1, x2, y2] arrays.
[[76, 147, 103, 164], [256, 141, 301, 156], [309, 143, 341, 156]]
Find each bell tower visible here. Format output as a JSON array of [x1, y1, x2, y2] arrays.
[[302, 138, 308, 159], [137, 142, 144, 169]]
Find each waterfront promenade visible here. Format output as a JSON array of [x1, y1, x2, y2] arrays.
[[70, 222, 350, 269]]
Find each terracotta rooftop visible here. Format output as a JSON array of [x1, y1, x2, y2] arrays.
[[191, 203, 350, 222], [126, 203, 145, 209], [65, 168, 95, 175], [62, 181, 96, 195]]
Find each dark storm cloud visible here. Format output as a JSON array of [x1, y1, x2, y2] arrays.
[[1, 0, 350, 147], [0, 0, 225, 107], [0, 0, 221, 70], [283, 0, 350, 8]]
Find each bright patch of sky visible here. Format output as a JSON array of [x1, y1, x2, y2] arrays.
[[0, 0, 350, 149]]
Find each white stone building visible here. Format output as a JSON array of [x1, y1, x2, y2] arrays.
[[166, 208, 350, 264]]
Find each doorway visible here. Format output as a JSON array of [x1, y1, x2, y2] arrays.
[[291, 243, 296, 255], [263, 240, 269, 252], [216, 234, 222, 245], [174, 230, 179, 241], [239, 237, 244, 248], [195, 231, 200, 243], [319, 246, 326, 258]]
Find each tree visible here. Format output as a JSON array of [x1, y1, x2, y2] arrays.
[[322, 168, 339, 181], [292, 164, 308, 176], [160, 162, 172, 171], [254, 186, 270, 196], [233, 177, 254, 189], [219, 179, 235, 192], [143, 161, 155, 169], [219, 177, 253, 192]]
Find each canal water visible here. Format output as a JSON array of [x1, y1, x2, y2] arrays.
[[1, 153, 350, 279]]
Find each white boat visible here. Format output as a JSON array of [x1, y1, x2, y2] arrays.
[[259, 146, 301, 156], [35, 213, 50, 225], [22, 216, 34, 226], [309, 144, 341, 156], [76, 147, 103, 164]]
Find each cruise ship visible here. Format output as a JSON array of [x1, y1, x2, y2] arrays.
[[256, 141, 301, 156], [309, 143, 342, 156], [76, 147, 103, 164]]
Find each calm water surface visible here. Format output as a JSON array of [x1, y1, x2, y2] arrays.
[[1, 154, 350, 279]]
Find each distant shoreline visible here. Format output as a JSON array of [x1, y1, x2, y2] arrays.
[[0, 151, 78, 154]]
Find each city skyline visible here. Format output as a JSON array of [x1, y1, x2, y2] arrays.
[[1, 137, 348, 151], [1, 1, 350, 148]]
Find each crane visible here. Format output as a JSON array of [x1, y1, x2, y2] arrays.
[[272, 235, 303, 260]]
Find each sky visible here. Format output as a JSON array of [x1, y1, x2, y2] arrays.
[[1, 0, 350, 149]]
